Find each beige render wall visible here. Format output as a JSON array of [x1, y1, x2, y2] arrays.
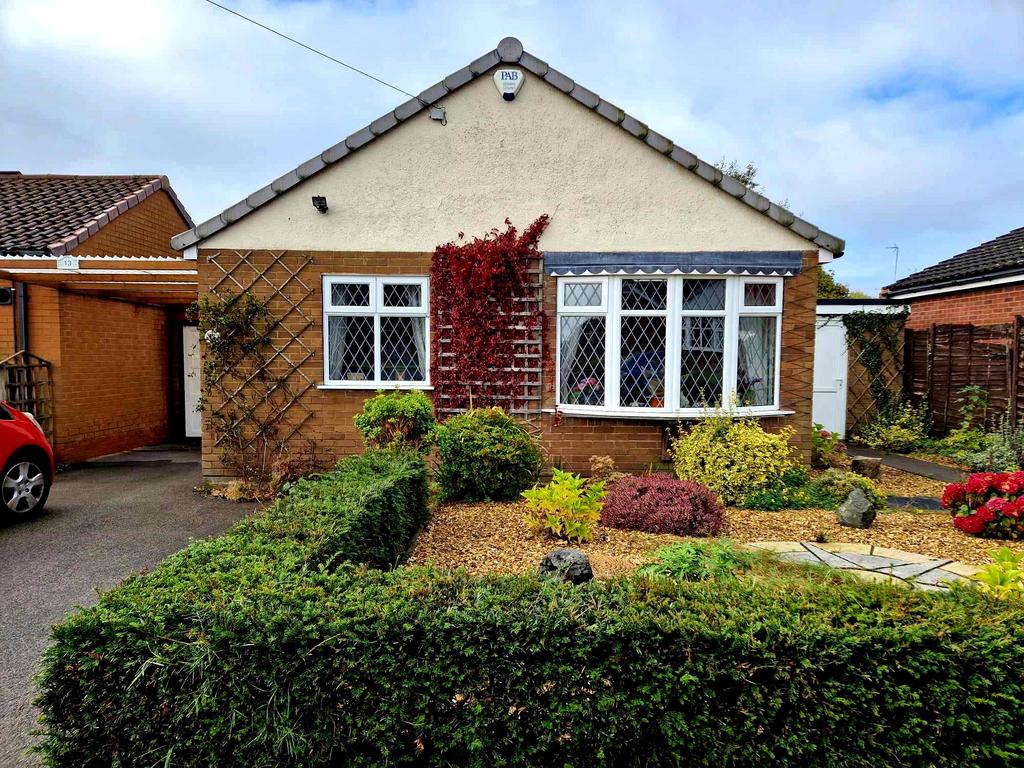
[[202, 67, 813, 254]]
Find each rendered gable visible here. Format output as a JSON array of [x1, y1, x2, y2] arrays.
[[203, 68, 811, 253]]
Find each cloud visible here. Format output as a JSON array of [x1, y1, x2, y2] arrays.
[[1, 0, 1021, 294]]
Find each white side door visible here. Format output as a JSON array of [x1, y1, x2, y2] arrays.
[[182, 326, 202, 439], [812, 317, 848, 437]]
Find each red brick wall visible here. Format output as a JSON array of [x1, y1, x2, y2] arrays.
[[51, 292, 170, 462], [904, 283, 1024, 330], [69, 190, 188, 257], [198, 249, 818, 480]]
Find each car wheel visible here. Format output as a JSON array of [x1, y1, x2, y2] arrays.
[[1, 457, 49, 516]]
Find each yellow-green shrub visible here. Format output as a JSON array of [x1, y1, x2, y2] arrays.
[[672, 411, 795, 504], [522, 469, 605, 543]]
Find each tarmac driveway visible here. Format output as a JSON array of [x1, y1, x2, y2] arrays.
[[0, 447, 255, 766]]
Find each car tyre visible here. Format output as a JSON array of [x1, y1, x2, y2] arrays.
[[1, 456, 50, 517]]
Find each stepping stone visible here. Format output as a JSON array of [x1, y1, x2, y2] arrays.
[[748, 541, 804, 553], [884, 560, 952, 580], [819, 542, 872, 555], [871, 546, 935, 564], [911, 568, 967, 586], [801, 543, 856, 568], [777, 551, 823, 565], [888, 496, 944, 512], [832, 552, 906, 570]]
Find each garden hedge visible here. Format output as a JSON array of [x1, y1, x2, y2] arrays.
[[35, 450, 1024, 767]]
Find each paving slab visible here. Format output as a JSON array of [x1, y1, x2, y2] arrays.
[[852, 448, 965, 483]]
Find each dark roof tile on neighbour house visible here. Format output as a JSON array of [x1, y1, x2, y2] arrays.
[[884, 226, 1024, 296], [171, 37, 845, 256], [0, 173, 194, 256]]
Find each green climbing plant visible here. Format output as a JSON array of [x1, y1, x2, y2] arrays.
[[187, 292, 312, 494], [842, 308, 910, 414]]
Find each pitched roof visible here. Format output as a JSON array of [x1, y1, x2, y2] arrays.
[[0, 173, 193, 256], [171, 37, 844, 256], [884, 226, 1024, 296]]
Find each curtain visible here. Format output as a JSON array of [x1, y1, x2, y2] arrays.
[[737, 316, 775, 406], [411, 317, 427, 381]]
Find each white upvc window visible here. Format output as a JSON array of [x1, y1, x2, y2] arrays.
[[556, 275, 783, 416], [322, 275, 430, 388]]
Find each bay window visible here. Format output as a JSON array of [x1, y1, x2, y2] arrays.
[[323, 276, 430, 387], [556, 275, 782, 415]]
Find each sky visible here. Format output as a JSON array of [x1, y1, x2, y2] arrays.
[[1, 0, 1022, 295]]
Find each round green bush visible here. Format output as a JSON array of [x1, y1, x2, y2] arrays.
[[434, 407, 542, 501], [354, 390, 436, 454]]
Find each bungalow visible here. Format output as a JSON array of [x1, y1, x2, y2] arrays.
[[171, 37, 844, 480]]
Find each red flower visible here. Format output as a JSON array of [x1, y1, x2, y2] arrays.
[[975, 504, 997, 524], [965, 473, 997, 496], [999, 473, 1024, 495], [954, 513, 987, 535], [1007, 499, 1024, 519], [941, 483, 966, 509], [987, 497, 1012, 517]]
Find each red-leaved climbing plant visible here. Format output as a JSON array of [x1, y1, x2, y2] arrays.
[[431, 215, 550, 415]]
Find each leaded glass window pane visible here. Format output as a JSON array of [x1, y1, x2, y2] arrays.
[[744, 283, 777, 307], [737, 316, 777, 406], [328, 315, 375, 381], [559, 317, 605, 405], [621, 279, 667, 311], [681, 279, 725, 311], [380, 316, 426, 381], [619, 316, 666, 407], [680, 317, 724, 408], [382, 283, 423, 308], [563, 282, 603, 308], [331, 282, 371, 307]]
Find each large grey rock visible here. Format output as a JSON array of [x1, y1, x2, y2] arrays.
[[539, 548, 593, 584], [851, 456, 882, 479], [836, 488, 876, 529]]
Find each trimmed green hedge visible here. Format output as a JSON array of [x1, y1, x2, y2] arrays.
[[37, 541, 1024, 764]]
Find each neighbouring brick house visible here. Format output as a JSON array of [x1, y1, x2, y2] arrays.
[[884, 226, 1024, 328], [172, 37, 845, 481], [0, 173, 200, 462]]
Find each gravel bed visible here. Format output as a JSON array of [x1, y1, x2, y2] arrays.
[[410, 499, 1024, 573]]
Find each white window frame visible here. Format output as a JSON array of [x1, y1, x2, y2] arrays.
[[555, 275, 784, 418], [321, 275, 431, 389]]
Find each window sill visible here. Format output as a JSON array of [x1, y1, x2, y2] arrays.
[[546, 406, 795, 421], [318, 382, 434, 391]]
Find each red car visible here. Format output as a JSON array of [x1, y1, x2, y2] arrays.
[[0, 403, 55, 517]]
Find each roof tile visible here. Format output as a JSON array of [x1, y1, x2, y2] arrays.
[[886, 226, 1024, 294], [1, 174, 181, 253]]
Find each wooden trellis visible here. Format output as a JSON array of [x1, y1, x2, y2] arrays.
[[0, 351, 54, 442], [434, 259, 545, 438], [205, 250, 317, 458], [845, 329, 906, 434]]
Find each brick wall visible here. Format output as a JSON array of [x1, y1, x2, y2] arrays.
[[904, 282, 1024, 330], [198, 249, 818, 480], [69, 190, 187, 257], [52, 292, 171, 462]]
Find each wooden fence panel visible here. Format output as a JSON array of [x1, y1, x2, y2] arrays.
[[904, 320, 1016, 435]]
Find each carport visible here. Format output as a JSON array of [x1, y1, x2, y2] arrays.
[[0, 255, 200, 460]]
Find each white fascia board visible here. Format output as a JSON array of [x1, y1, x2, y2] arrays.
[[183, 245, 198, 261], [817, 248, 835, 264], [816, 303, 907, 316], [888, 273, 1024, 300]]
